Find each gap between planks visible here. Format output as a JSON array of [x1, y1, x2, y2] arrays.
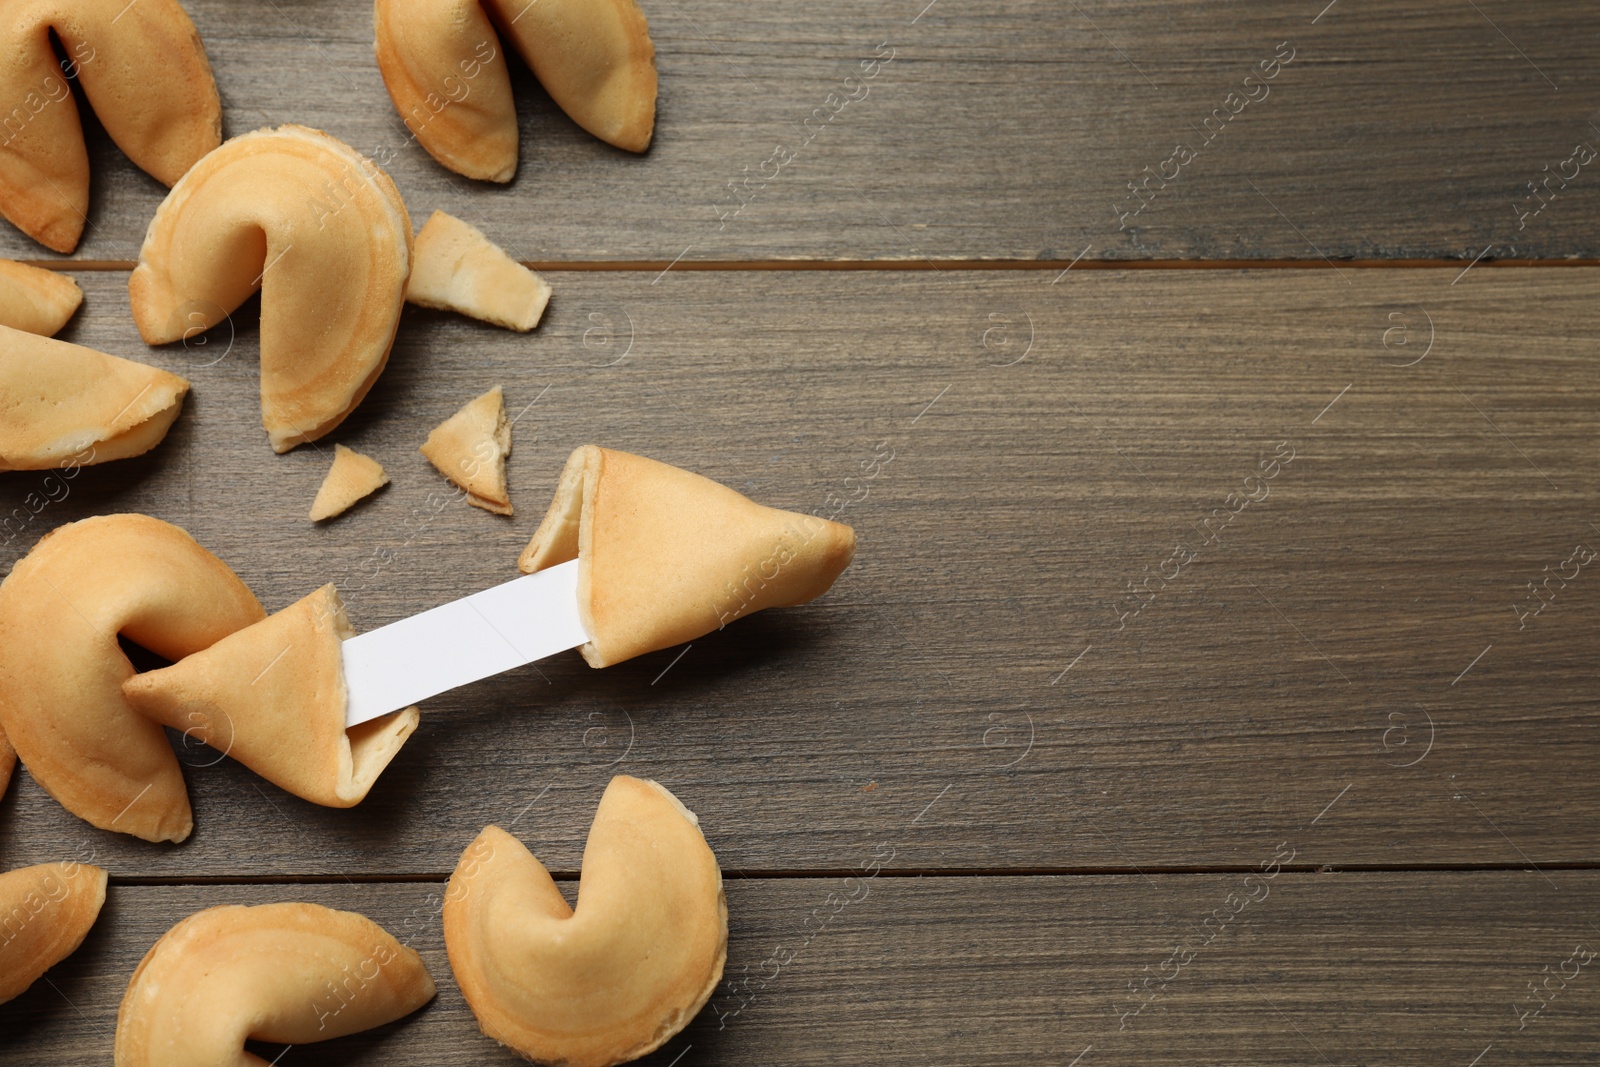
[[109, 861, 1600, 887], [17, 258, 1600, 273]]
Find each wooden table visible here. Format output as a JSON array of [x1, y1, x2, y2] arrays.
[[4, 1, 1600, 1062]]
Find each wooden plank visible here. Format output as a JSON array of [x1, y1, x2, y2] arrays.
[[6, 1, 1600, 262], [3, 872, 1598, 1063], [2, 268, 1599, 876]]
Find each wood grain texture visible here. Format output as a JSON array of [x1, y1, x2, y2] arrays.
[[2, 2, 1593, 1062], [1, 268, 1597, 877], [4, 874, 1599, 1065], [4, 1, 1600, 262]]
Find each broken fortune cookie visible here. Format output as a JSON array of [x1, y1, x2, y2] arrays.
[[123, 584, 419, 809], [519, 446, 856, 667], [421, 385, 512, 515]]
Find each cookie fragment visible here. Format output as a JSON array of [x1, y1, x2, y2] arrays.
[[407, 211, 551, 332], [420, 385, 512, 515], [310, 444, 390, 521]]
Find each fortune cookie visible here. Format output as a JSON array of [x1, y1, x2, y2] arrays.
[[129, 125, 413, 453], [0, 726, 13, 797], [0, 0, 221, 252], [0, 325, 189, 471], [0, 515, 266, 842], [310, 444, 390, 521], [0, 860, 107, 1005], [445, 777, 726, 1067], [407, 211, 551, 331], [519, 446, 855, 667], [0, 260, 81, 335], [116, 902, 436, 1065], [421, 385, 512, 515], [374, 0, 657, 182], [124, 584, 419, 809]]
